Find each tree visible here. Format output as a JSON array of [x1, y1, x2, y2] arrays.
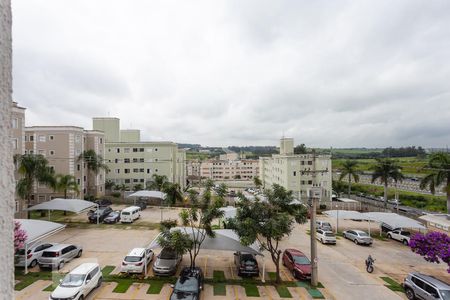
[[294, 144, 307, 154], [147, 174, 169, 191], [157, 219, 192, 258], [203, 178, 215, 192], [54, 174, 79, 199], [229, 184, 308, 283], [15, 154, 55, 215], [115, 183, 128, 201], [178, 188, 224, 268], [338, 160, 359, 198], [163, 183, 184, 206], [105, 180, 115, 191], [409, 231, 450, 273], [14, 221, 27, 253], [420, 152, 450, 214], [133, 184, 143, 192], [215, 183, 228, 199], [254, 176, 263, 189], [370, 158, 404, 208], [77, 150, 109, 198]]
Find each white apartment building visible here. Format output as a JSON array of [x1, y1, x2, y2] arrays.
[[24, 126, 106, 203], [93, 117, 186, 189], [11, 101, 26, 218], [200, 159, 259, 180], [259, 138, 332, 201]]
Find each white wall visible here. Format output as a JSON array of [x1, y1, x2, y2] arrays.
[[0, 0, 14, 297]]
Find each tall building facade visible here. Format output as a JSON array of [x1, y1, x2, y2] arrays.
[[259, 138, 332, 201], [93, 117, 186, 189], [11, 101, 26, 218], [200, 159, 259, 180], [24, 126, 106, 203]]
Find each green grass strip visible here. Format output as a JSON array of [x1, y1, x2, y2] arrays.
[[268, 272, 277, 281], [14, 276, 39, 291], [380, 277, 404, 293], [213, 270, 226, 281], [242, 283, 260, 297], [308, 288, 325, 299], [147, 280, 165, 294], [112, 279, 133, 293], [276, 285, 293, 298], [43, 283, 57, 292], [213, 283, 227, 295], [102, 265, 116, 276]]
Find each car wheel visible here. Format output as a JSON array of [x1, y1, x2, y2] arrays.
[[403, 240, 408, 246], [292, 270, 297, 280], [79, 296, 84, 300], [29, 259, 38, 268], [405, 288, 415, 300], [76, 250, 83, 258], [58, 261, 64, 270], [387, 234, 392, 239], [97, 277, 103, 288], [321, 238, 324, 244], [354, 239, 359, 245], [343, 233, 346, 239]]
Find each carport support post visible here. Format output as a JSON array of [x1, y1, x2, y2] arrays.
[[97, 204, 99, 225], [24, 243, 28, 275], [262, 257, 265, 282]]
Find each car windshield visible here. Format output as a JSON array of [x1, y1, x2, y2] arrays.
[[323, 223, 331, 227], [293, 256, 310, 265], [174, 277, 198, 293], [60, 274, 85, 287], [325, 232, 335, 237], [124, 256, 142, 262], [440, 290, 450, 300], [358, 232, 369, 237], [401, 232, 411, 236]]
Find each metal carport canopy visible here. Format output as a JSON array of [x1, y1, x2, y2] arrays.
[[26, 198, 97, 213], [127, 190, 166, 199], [15, 219, 65, 274]]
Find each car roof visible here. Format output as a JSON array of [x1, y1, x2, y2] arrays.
[[44, 244, 75, 251], [410, 273, 450, 289], [127, 248, 147, 256], [122, 206, 141, 212], [352, 230, 367, 234], [70, 263, 99, 275], [285, 249, 306, 256]]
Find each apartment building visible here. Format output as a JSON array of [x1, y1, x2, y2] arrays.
[[187, 160, 201, 177], [24, 126, 106, 203], [11, 101, 26, 218], [259, 138, 332, 201], [93, 117, 186, 189], [200, 159, 259, 180]]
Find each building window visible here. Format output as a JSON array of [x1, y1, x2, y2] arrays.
[[49, 166, 54, 172], [147, 169, 151, 174], [125, 179, 130, 183], [29, 150, 34, 154], [15, 201, 19, 213], [133, 148, 138, 152], [12, 118, 18, 128], [308, 161, 313, 165], [99, 138, 103, 144], [124, 158, 130, 163], [49, 135, 54, 140], [84, 176, 86, 182], [139, 148, 144, 152], [133, 179, 139, 183], [140, 158, 144, 162], [125, 169, 130, 174], [49, 150, 55, 156], [115, 159, 119, 163], [139, 168, 144, 172], [293, 171, 296, 176], [38, 195, 46, 203], [116, 148, 120, 153], [140, 179, 144, 183], [155, 148, 158, 151], [155, 169, 158, 172], [77, 178, 81, 185], [133, 168, 139, 173], [75, 135, 81, 143], [77, 164, 80, 171], [308, 180, 313, 184], [124, 148, 130, 153], [115, 169, 120, 174], [39, 135, 46, 142], [29, 135, 34, 141], [133, 158, 138, 163], [12, 138, 18, 150]]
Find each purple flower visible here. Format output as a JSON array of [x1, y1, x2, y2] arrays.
[[14, 221, 27, 253], [410, 231, 450, 273]]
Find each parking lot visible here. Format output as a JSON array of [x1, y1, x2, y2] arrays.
[[15, 207, 450, 300]]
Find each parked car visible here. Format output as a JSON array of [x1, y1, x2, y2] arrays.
[[94, 199, 112, 207], [170, 267, 204, 300], [316, 229, 336, 245], [103, 211, 121, 224], [38, 244, 83, 270], [387, 230, 411, 245], [15, 242, 56, 268], [282, 249, 311, 280], [403, 272, 450, 300], [316, 220, 332, 231], [381, 222, 401, 233], [153, 247, 182, 276], [136, 200, 147, 210], [120, 206, 141, 223], [342, 230, 373, 246], [50, 263, 102, 300], [88, 206, 113, 223], [234, 252, 259, 277], [121, 247, 154, 274]]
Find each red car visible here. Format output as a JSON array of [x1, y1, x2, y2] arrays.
[[282, 249, 311, 280]]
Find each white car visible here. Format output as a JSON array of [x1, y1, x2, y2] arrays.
[[15, 242, 56, 268], [316, 229, 336, 244], [387, 229, 411, 245], [121, 247, 154, 274], [49, 263, 102, 300]]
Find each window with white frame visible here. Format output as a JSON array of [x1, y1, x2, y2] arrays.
[[12, 118, 18, 129], [39, 135, 46, 142], [12, 138, 18, 150], [49, 135, 54, 141], [49, 150, 55, 156]]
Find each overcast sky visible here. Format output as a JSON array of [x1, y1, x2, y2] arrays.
[[12, 0, 450, 148]]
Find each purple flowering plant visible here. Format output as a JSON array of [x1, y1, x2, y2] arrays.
[[409, 231, 450, 273], [14, 221, 27, 252]]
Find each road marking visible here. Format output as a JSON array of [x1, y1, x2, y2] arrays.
[[282, 269, 291, 281], [129, 283, 141, 299], [234, 285, 239, 300], [93, 282, 109, 299], [264, 285, 273, 300]]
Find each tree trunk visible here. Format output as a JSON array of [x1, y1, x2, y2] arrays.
[[384, 182, 388, 208], [348, 174, 351, 198], [275, 253, 281, 283]]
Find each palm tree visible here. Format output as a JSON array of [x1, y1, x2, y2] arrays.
[[146, 174, 169, 191], [370, 158, 404, 208], [77, 150, 109, 198], [15, 154, 55, 217], [163, 183, 184, 206], [105, 180, 115, 192], [54, 174, 79, 198], [420, 152, 450, 214], [253, 176, 263, 189], [338, 160, 360, 198]]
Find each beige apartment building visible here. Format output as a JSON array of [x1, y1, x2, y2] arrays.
[[200, 158, 259, 180], [11, 101, 26, 218], [259, 138, 332, 201], [93, 117, 186, 189], [24, 126, 106, 204]]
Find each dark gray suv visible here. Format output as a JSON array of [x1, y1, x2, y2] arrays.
[[403, 272, 450, 300]]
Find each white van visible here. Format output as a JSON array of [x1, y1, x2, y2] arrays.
[[120, 206, 141, 223]]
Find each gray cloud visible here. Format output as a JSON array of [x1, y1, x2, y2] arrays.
[[11, 0, 450, 148]]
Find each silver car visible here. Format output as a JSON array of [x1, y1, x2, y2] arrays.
[[403, 272, 450, 300], [38, 244, 83, 270], [343, 229, 373, 245], [15, 242, 56, 268], [152, 248, 182, 276]]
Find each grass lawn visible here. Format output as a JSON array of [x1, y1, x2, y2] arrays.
[[380, 277, 404, 293], [213, 270, 226, 281], [242, 283, 260, 297], [102, 265, 116, 276], [268, 272, 277, 281], [112, 279, 133, 293], [213, 283, 227, 296], [147, 281, 165, 294], [276, 285, 293, 298]]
